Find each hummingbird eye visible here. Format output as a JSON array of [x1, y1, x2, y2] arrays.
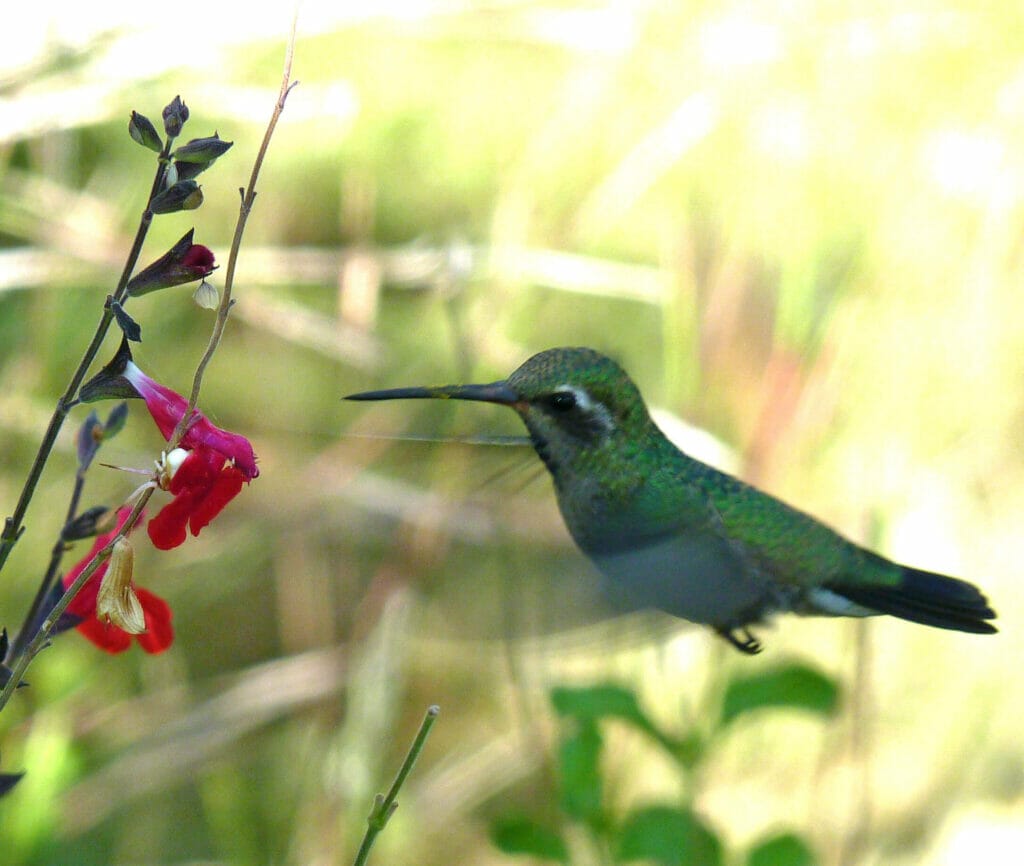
[[547, 391, 578, 412]]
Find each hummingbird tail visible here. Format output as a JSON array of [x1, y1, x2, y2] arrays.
[[827, 558, 997, 635]]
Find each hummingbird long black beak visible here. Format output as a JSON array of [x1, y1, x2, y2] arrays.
[[346, 381, 519, 405]]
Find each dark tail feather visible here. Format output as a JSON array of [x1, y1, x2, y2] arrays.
[[828, 559, 997, 635]]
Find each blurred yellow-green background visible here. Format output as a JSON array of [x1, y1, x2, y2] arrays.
[[1, 2, 1023, 863]]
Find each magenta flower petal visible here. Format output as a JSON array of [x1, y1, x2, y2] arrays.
[[121, 362, 259, 479]]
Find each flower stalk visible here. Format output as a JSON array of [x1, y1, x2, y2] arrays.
[[0, 16, 297, 742], [0, 125, 178, 575]]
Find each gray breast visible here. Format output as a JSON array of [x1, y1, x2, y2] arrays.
[[589, 528, 783, 628]]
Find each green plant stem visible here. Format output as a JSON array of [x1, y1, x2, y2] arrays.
[[352, 705, 440, 866], [0, 142, 174, 576]]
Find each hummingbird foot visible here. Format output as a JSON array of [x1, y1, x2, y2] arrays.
[[715, 626, 763, 655]]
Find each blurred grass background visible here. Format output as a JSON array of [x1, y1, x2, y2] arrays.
[[1, 1, 1023, 863]]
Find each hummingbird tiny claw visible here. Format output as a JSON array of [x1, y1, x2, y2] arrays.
[[716, 626, 763, 655]]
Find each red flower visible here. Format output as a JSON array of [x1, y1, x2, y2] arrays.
[[122, 361, 258, 479], [79, 339, 259, 550], [62, 508, 173, 654], [119, 361, 258, 549], [148, 447, 247, 550]]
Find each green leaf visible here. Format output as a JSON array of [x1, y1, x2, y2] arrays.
[[558, 721, 603, 825], [550, 684, 683, 759], [720, 663, 839, 727], [615, 805, 723, 866], [746, 832, 817, 866], [490, 817, 568, 862], [552, 683, 649, 724]]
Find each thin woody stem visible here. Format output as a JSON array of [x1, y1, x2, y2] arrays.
[[0, 140, 175, 576], [171, 14, 298, 447]]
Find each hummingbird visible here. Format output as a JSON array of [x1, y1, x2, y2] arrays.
[[347, 347, 997, 653]]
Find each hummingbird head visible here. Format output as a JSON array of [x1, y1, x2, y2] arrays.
[[347, 347, 656, 485]]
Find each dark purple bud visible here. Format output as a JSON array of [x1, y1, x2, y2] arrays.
[[172, 133, 233, 164], [104, 402, 129, 438], [76, 411, 102, 470], [128, 111, 163, 153], [175, 160, 216, 182], [63, 505, 113, 541], [127, 229, 216, 296], [150, 180, 202, 214], [162, 95, 189, 137]]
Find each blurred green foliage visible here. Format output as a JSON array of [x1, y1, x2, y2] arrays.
[[492, 673, 833, 864], [0, 2, 1022, 864]]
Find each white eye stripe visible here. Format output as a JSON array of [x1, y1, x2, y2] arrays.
[[554, 384, 614, 433], [554, 384, 587, 408]]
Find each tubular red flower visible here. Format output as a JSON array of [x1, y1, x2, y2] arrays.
[[122, 362, 259, 480], [62, 507, 173, 654], [78, 339, 258, 550]]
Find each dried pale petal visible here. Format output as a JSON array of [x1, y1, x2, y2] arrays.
[[193, 280, 219, 309], [95, 538, 146, 634]]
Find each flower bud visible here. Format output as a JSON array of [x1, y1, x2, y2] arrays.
[[172, 133, 232, 181], [128, 111, 163, 153], [127, 229, 216, 296], [62, 505, 114, 542], [77, 411, 102, 470], [96, 537, 146, 634], [162, 95, 190, 138], [150, 180, 203, 214], [104, 402, 129, 439], [173, 133, 233, 164]]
